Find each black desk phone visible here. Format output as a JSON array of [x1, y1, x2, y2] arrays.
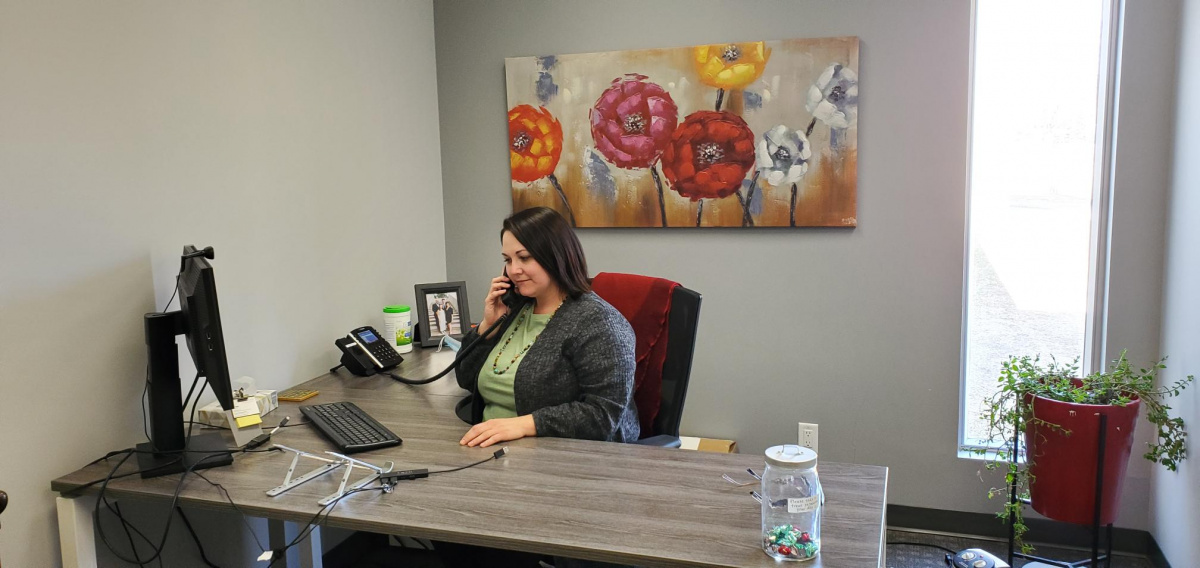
[[335, 326, 404, 376]]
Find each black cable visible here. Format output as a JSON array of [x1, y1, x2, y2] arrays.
[[93, 449, 229, 565], [112, 501, 148, 567], [99, 451, 225, 565], [66, 452, 186, 496], [185, 447, 483, 567], [176, 506, 221, 568], [105, 467, 165, 568], [86, 448, 136, 467], [191, 470, 269, 554], [427, 451, 505, 475], [386, 314, 509, 385], [266, 419, 309, 428], [91, 450, 151, 564], [70, 447, 249, 495], [160, 274, 180, 314], [185, 379, 207, 448], [887, 541, 959, 555], [181, 372, 202, 418], [142, 364, 152, 443], [266, 486, 388, 568], [184, 419, 309, 430]]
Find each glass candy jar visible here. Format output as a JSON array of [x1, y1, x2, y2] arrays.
[[761, 445, 822, 561]]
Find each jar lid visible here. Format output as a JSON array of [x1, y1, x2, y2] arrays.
[[383, 305, 411, 313], [764, 445, 817, 469]]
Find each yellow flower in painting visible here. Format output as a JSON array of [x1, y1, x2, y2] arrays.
[[693, 42, 771, 90]]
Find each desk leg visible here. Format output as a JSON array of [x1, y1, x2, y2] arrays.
[[268, 518, 323, 568], [56, 495, 98, 568]]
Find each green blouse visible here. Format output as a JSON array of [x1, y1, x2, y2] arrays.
[[478, 305, 552, 421]]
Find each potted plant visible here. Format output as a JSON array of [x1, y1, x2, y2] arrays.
[[971, 350, 1194, 552]]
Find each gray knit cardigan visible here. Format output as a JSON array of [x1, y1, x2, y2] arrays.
[[455, 291, 640, 442]]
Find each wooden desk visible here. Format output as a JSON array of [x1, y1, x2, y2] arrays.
[[52, 347, 887, 567]]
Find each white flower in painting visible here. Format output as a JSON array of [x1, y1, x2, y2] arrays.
[[806, 63, 858, 129], [756, 125, 811, 186]]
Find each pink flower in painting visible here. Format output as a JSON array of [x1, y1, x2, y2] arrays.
[[590, 74, 678, 169]]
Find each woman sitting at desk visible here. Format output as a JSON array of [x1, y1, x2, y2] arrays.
[[455, 206, 639, 447]]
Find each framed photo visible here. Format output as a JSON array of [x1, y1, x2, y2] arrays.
[[414, 281, 471, 347]]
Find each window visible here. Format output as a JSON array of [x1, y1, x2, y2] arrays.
[[960, 0, 1119, 449]]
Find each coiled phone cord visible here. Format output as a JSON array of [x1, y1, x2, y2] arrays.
[[385, 311, 511, 385]]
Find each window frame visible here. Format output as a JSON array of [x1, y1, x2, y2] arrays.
[[957, 0, 1124, 454]]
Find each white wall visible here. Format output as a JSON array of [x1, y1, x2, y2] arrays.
[[0, 1, 444, 566], [433, 0, 1180, 531], [1152, 0, 1200, 563]]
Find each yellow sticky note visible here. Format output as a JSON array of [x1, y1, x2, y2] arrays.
[[235, 414, 262, 428]]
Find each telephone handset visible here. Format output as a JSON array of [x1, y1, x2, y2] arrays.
[[335, 326, 404, 376], [500, 269, 523, 312]]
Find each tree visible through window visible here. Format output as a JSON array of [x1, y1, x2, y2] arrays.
[[961, 0, 1112, 447]]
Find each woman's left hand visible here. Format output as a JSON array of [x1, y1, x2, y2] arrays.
[[460, 415, 536, 447]]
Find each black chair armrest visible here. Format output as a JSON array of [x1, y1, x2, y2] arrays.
[[634, 435, 681, 448]]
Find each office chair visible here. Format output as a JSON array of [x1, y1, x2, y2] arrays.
[[0, 489, 6, 568], [591, 272, 702, 448]]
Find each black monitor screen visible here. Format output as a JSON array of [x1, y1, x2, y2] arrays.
[[177, 245, 234, 411]]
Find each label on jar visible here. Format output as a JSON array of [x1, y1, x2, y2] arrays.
[[787, 496, 820, 514]]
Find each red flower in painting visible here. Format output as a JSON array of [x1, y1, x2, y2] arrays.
[[590, 74, 678, 169], [660, 111, 756, 200], [508, 105, 564, 183]]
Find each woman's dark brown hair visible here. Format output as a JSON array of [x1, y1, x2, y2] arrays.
[[502, 207, 591, 299]]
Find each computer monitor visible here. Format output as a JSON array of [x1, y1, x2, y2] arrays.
[[137, 245, 235, 478], [177, 246, 235, 412]]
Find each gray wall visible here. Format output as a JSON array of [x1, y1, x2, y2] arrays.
[[434, 0, 1179, 529], [0, 1, 444, 566], [1152, 0, 1200, 564], [1102, 0, 1183, 531]]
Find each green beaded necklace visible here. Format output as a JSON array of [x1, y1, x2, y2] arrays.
[[491, 299, 563, 375]]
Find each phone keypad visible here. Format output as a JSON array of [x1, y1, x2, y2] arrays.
[[368, 341, 403, 367]]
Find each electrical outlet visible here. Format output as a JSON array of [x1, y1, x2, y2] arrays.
[[798, 422, 818, 453]]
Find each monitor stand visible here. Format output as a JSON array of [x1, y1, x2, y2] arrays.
[[140, 311, 235, 479], [136, 433, 233, 478]]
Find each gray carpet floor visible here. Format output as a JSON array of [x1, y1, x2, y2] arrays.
[[886, 529, 1153, 568]]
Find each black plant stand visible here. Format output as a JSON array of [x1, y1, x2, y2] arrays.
[[1008, 412, 1113, 567]]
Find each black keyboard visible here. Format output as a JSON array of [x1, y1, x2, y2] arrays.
[[299, 401, 402, 454]]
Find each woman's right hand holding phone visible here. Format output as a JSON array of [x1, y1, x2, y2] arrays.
[[479, 273, 513, 337]]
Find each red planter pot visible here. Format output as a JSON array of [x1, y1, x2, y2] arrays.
[[1024, 389, 1140, 526]]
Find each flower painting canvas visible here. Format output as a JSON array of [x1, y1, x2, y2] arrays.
[[505, 37, 858, 228]]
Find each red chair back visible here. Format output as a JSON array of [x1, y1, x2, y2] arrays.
[[591, 272, 703, 439], [592, 273, 676, 436]]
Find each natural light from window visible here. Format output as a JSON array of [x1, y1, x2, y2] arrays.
[[962, 0, 1107, 446]]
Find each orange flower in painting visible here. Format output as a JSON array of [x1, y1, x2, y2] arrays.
[[693, 42, 771, 90], [508, 105, 564, 183]]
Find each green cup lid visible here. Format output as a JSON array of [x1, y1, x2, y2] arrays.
[[383, 305, 411, 313]]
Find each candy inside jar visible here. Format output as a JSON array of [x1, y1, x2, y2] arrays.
[[763, 524, 819, 560]]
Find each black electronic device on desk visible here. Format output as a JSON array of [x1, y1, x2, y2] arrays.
[[335, 326, 404, 376], [946, 548, 1010, 568], [300, 401, 401, 454]]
